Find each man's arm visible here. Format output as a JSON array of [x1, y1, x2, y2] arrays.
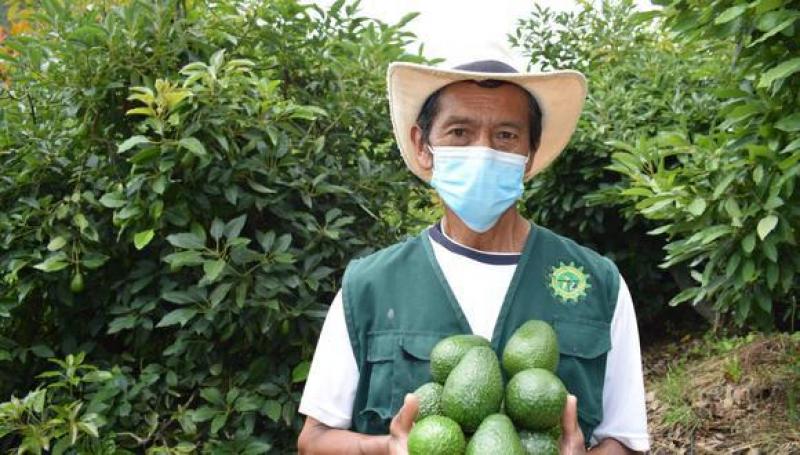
[[297, 395, 419, 455]]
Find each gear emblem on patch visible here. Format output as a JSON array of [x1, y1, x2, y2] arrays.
[[548, 261, 591, 304]]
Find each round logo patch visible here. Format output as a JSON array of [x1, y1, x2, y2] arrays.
[[548, 261, 591, 304]]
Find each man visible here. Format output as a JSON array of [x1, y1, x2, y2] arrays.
[[297, 60, 650, 454]]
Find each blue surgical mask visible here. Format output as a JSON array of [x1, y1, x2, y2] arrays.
[[429, 145, 528, 233]]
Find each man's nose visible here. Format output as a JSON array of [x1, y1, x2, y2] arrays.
[[473, 128, 493, 148]]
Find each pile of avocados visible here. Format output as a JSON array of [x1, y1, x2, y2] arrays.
[[407, 320, 566, 455]]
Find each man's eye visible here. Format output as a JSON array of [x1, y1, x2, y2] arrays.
[[450, 128, 466, 137], [499, 131, 517, 140]]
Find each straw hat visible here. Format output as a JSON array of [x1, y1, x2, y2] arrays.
[[387, 60, 587, 182]]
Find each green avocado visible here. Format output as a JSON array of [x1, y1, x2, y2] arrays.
[[407, 415, 466, 455], [465, 414, 525, 455], [430, 334, 491, 384], [502, 320, 559, 377], [441, 346, 503, 433], [505, 368, 567, 431], [519, 429, 559, 455], [413, 382, 443, 421]]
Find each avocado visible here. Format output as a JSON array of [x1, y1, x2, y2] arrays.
[[407, 415, 466, 455], [413, 382, 443, 421], [465, 414, 525, 455], [441, 346, 504, 433], [502, 320, 559, 377], [430, 334, 491, 384], [505, 368, 567, 431], [519, 430, 559, 455]]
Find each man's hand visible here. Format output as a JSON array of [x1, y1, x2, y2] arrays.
[[559, 394, 639, 454], [561, 394, 587, 454], [388, 394, 420, 455]]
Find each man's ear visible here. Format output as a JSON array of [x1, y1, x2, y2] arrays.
[[410, 124, 432, 171]]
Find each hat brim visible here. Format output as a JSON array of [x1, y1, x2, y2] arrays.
[[387, 62, 587, 182]]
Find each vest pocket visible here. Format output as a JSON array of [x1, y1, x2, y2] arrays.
[[356, 332, 447, 434], [553, 318, 611, 435], [356, 332, 397, 434], [393, 334, 440, 408]]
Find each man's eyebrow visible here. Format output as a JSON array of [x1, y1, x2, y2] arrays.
[[439, 116, 476, 127], [497, 121, 524, 130]]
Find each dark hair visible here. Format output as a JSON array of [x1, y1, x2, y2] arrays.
[[416, 80, 543, 151]]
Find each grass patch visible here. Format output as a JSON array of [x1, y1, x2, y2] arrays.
[[658, 366, 701, 429], [645, 331, 800, 452]]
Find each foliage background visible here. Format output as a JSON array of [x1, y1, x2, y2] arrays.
[[1, 0, 798, 453], [0, 0, 431, 452]]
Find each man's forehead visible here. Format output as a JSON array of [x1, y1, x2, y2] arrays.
[[434, 81, 531, 121]]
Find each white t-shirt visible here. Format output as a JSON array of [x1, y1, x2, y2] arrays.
[[299, 224, 650, 451]]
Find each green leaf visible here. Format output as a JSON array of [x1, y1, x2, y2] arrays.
[[210, 413, 228, 434], [203, 259, 226, 282], [30, 344, 54, 358], [742, 233, 756, 254], [99, 192, 126, 208], [156, 308, 198, 327], [47, 236, 68, 251], [209, 282, 233, 307], [726, 253, 741, 278], [724, 198, 742, 219], [192, 406, 219, 422], [163, 251, 205, 267], [178, 137, 207, 157], [223, 214, 247, 239], [757, 214, 778, 240], [714, 5, 746, 24], [134, 229, 155, 250], [234, 395, 261, 413], [77, 421, 99, 438], [162, 290, 201, 304], [201, 387, 225, 406], [166, 233, 206, 249], [713, 173, 737, 199], [118, 135, 150, 153], [263, 400, 281, 422], [292, 361, 310, 383], [210, 218, 225, 241], [33, 252, 70, 272], [740, 259, 756, 282], [107, 315, 137, 334], [760, 58, 800, 88], [82, 371, 113, 382], [686, 198, 706, 216], [775, 112, 800, 132]]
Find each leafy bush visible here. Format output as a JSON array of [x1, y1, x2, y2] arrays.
[[608, 0, 800, 329], [510, 0, 726, 324], [0, 0, 426, 452]]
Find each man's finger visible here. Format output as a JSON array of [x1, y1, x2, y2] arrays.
[[562, 394, 579, 434], [391, 394, 420, 435]]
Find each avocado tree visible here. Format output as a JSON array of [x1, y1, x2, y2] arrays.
[[608, 0, 800, 329], [0, 0, 427, 452], [510, 0, 728, 326]]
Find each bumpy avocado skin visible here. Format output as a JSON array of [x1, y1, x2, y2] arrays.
[[413, 382, 443, 422], [430, 334, 491, 384], [502, 320, 560, 377], [465, 414, 525, 455], [505, 367, 567, 431], [407, 415, 466, 455], [519, 429, 560, 455], [441, 346, 504, 433]]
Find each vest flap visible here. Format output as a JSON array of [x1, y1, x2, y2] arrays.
[[366, 333, 396, 362], [400, 333, 443, 360], [554, 319, 611, 359]]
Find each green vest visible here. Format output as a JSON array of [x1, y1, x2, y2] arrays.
[[341, 223, 619, 443]]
